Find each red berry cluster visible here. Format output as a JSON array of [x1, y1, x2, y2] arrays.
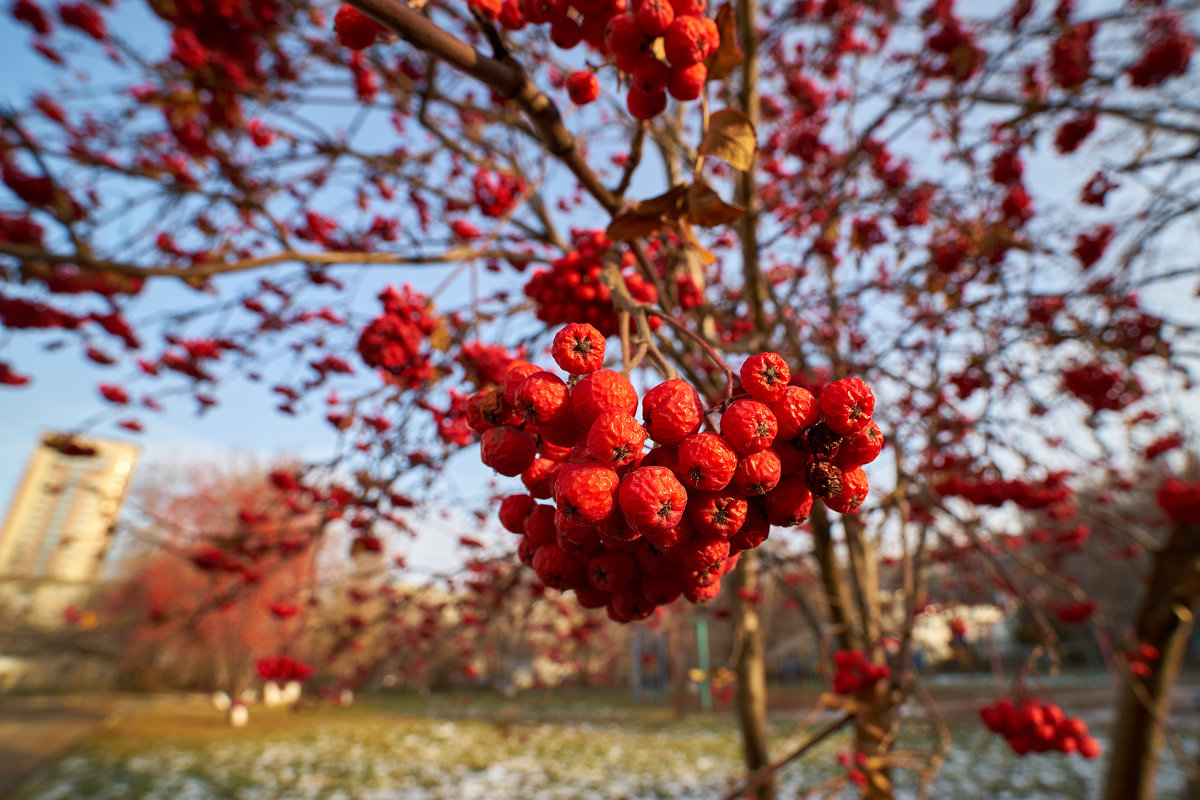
[[524, 230, 659, 336], [356, 284, 438, 389], [256, 654, 316, 683], [979, 698, 1101, 758], [474, 323, 880, 623], [334, 4, 386, 50], [831, 650, 889, 696]]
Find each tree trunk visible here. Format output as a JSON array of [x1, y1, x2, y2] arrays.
[[1103, 521, 1200, 800], [733, 548, 776, 800]]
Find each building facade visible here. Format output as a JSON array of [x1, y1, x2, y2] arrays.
[[0, 432, 138, 689]]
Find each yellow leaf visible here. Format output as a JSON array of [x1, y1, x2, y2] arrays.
[[698, 109, 757, 171], [605, 185, 690, 241], [686, 178, 746, 227]]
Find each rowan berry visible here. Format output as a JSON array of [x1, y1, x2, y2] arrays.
[[618, 465, 688, 533], [720, 399, 778, 454], [481, 425, 537, 476], [636, 0, 674, 36], [683, 578, 722, 603], [729, 503, 769, 552], [516, 370, 570, 425], [641, 513, 693, 551], [587, 408, 647, 467], [819, 377, 876, 434], [632, 58, 671, 93], [676, 532, 730, 571], [550, 16, 583, 48], [805, 460, 843, 499], [553, 322, 606, 373], [498, 0, 525, 28], [627, 86, 668, 119], [606, 13, 648, 59], [835, 419, 884, 467], [607, 586, 655, 622], [335, 4, 384, 50], [668, 61, 707, 101], [532, 543, 584, 589], [670, 0, 706, 15], [498, 493, 536, 533], [642, 379, 705, 445], [824, 466, 869, 513], [769, 385, 819, 440], [554, 462, 620, 523], [523, 503, 558, 545], [687, 491, 748, 539], [730, 448, 782, 495], [663, 15, 707, 65], [596, 511, 642, 543], [574, 583, 611, 609], [517, 535, 540, 566], [521, 457, 561, 498], [677, 432, 738, 491], [740, 352, 791, 403], [565, 70, 600, 105], [467, 388, 514, 432], [641, 572, 685, 605], [586, 548, 638, 591], [555, 507, 601, 545], [798, 420, 842, 460], [502, 360, 542, 407], [763, 478, 814, 526], [570, 368, 638, 426]]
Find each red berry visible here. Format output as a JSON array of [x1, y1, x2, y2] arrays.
[[605, 13, 648, 59], [740, 352, 792, 403], [683, 577, 722, 603], [720, 399, 778, 454], [676, 432, 738, 491], [554, 462, 621, 524], [550, 16, 584, 48], [555, 506, 601, 546], [770, 385, 820, 440], [575, 583, 611, 608], [670, 0, 706, 15], [587, 408, 647, 467], [636, 0, 674, 36], [626, 86, 667, 119], [763, 478, 814, 526], [521, 457, 561, 498], [586, 548, 638, 591], [552, 322, 606, 372], [499, 493, 536, 533], [335, 4, 384, 49], [730, 448, 782, 495], [642, 379, 705, 445], [523, 503, 558, 545], [729, 503, 770, 552], [676, 532, 730, 570], [517, 535, 540, 565], [516, 370, 571, 425], [632, 58, 671, 92], [819, 377, 876, 435], [663, 15, 707, 66], [570, 368, 638, 426], [667, 61, 706, 101], [618, 465, 689, 533], [502, 360, 542, 407], [824, 466, 869, 513], [532, 543, 584, 589], [481, 425, 537, 476], [687, 491, 748, 540], [1079, 736, 1102, 759], [835, 419, 884, 467]]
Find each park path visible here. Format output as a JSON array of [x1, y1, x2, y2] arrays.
[[0, 695, 129, 798]]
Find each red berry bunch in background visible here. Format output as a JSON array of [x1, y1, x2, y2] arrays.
[[523, 230, 659, 336], [356, 284, 438, 389], [831, 649, 889, 696], [979, 698, 1101, 758], [334, 4, 386, 50], [477, 328, 881, 623], [255, 655, 316, 683]]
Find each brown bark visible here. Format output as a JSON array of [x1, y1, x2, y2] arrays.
[[732, 548, 775, 800], [1103, 521, 1200, 800], [811, 504, 861, 651]]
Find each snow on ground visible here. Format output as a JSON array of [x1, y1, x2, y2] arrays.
[[11, 707, 1200, 800]]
